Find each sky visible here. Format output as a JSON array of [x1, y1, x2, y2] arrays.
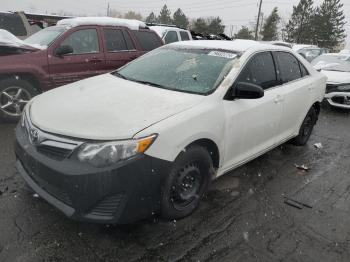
[[1, 0, 349, 48]]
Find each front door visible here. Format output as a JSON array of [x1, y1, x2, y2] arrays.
[[48, 27, 105, 87], [222, 51, 283, 172]]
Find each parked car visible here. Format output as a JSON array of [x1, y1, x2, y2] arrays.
[[15, 40, 326, 224], [293, 44, 328, 62], [148, 24, 192, 44], [0, 11, 34, 39], [0, 17, 163, 121], [312, 53, 350, 109]]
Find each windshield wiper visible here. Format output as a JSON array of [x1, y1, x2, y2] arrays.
[[128, 79, 166, 88], [113, 71, 128, 80]]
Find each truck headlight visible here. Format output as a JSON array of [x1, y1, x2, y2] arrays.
[[77, 134, 157, 167], [337, 84, 350, 91]]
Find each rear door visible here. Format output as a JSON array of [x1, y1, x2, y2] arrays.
[[222, 51, 283, 171], [101, 27, 140, 71], [48, 26, 105, 87], [272, 51, 314, 140]]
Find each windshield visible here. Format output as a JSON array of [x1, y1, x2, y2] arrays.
[[114, 47, 237, 95], [312, 54, 350, 72], [24, 26, 66, 47]]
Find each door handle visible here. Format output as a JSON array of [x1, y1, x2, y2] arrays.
[[274, 95, 284, 104], [89, 58, 103, 63]]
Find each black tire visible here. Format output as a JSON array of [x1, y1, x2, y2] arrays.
[[161, 146, 213, 220], [0, 78, 38, 122], [292, 107, 317, 146]]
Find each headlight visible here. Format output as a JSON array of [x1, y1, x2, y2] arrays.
[[77, 134, 157, 168], [337, 84, 350, 91]]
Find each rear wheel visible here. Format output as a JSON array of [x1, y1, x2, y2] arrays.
[[0, 78, 38, 122], [161, 146, 213, 220], [292, 107, 317, 146]]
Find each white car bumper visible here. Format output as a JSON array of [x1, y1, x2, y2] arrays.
[[325, 92, 350, 109]]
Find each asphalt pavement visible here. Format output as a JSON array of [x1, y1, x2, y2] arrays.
[[0, 104, 349, 262]]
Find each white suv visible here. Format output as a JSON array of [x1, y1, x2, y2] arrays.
[[149, 25, 192, 44], [15, 40, 326, 224]]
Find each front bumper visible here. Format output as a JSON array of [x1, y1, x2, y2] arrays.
[[324, 92, 350, 109], [15, 124, 171, 224]]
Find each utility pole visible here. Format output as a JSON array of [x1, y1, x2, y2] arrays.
[[255, 0, 262, 40], [107, 2, 110, 17]]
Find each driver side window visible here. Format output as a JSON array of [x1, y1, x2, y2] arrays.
[[236, 52, 278, 90], [61, 29, 99, 55]]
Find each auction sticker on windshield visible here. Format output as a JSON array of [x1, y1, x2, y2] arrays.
[[208, 51, 237, 59]]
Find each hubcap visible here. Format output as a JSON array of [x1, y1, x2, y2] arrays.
[[0, 86, 31, 117], [170, 163, 202, 210]]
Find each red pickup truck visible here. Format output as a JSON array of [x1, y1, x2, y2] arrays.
[[0, 17, 163, 121]]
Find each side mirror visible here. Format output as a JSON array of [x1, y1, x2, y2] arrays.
[[55, 45, 73, 57], [232, 82, 264, 99]]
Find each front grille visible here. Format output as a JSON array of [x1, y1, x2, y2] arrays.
[[87, 194, 124, 218], [37, 144, 73, 160], [331, 96, 345, 104], [25, 165, 73, 206]]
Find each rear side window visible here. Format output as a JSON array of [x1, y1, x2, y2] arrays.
[[275, 52, 302, 83], [236, 52, 278, 90], [103, 29, 134, 52], [61, 29, 99, 54], [0, 13, 27, 36], [180, 31, 190, 41], [164, 31, 179, 44], [133, 31, 162, 51]]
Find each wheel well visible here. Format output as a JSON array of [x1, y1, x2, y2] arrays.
[[187, 139, 220, 168], [312, 101, 321, 116], [0, 73, 42, 93]]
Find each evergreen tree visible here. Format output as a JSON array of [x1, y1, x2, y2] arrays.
[[284, 0, 315, 44], [145, 12, 157, 23], [191, 18, 208, 33], [207, 17, 225, 34], [173, 8, 189, 29], [261, 7, 280, 41], [313, 0, 346, 49], [234, 26, 254, 40], [158, 5, 172, 24]]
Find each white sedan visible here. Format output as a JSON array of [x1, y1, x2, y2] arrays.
[[15, 40, 326, 224]]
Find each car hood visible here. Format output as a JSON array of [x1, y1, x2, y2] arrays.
[[0, 29, 41, 52], [30, 74, 205, 140], [321, 70, 350, 85]]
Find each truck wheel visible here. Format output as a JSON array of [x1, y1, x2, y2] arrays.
[[161, 145, 213, 220], [0, 78, 38, 122], [292, 107, 317, 146]]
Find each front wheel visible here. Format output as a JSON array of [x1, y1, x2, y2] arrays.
[[292, 107, 317, 146], [161, 146, 213, 220]]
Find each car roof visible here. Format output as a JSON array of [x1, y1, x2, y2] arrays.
[[57, 17, 146, 30], [170, 39, 286, 53], [149, 26, 189, 37]]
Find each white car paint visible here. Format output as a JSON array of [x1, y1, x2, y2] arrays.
[[28, 40, 326, 179], [149, 26, 192, 44]]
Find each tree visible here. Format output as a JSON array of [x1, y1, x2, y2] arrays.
[[191, 18, 208, 33], [145, 12, 157, 23], [158, 5, 172, 24], [261, 7, 280, 41], [312, 0, 346, 49], [207, 17, 225, 34], [173, 8, 189, 29], [123, 11, 143, 20], [234, 26, 254, 40], [191, 17, 225, 35], [284, 0, 315, 44]]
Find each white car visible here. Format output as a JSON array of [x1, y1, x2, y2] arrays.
[[149, 25, 192, 44], [312, 53, 350, 109], [15, 40, 326, 224]]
